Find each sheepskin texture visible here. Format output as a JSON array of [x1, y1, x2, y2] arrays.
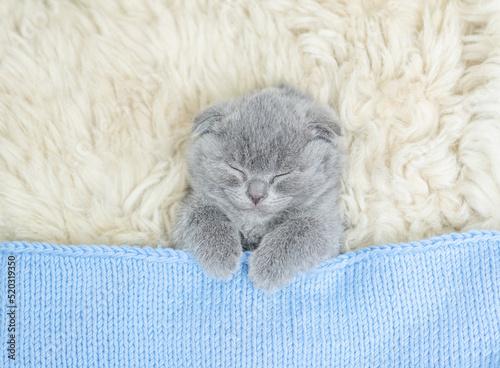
[[1, 0, 499, 251]]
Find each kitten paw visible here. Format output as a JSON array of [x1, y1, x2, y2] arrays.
[[195, 232, 242, 280], [248, 246, 297, 292]]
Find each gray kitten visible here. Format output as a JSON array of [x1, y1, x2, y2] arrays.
[[172, 85, 345, 291]]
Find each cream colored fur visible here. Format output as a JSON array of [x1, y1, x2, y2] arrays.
[[1, 0, 499, 251]]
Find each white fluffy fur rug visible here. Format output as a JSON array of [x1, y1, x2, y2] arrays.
[[1, 0, 499, 251]]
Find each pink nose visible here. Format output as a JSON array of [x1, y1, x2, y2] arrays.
[[246, 180, 268, 205], [249, 194, 266, 205]]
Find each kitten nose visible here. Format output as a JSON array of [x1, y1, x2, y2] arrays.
[[246, 180, 268, 205], [249, 193, 266, 205]]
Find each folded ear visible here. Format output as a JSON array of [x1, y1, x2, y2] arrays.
[[309, 123, 338, 143], [275, 84, 342, 141], [307, 106, 342, 143], [192, 102, 228, 135]]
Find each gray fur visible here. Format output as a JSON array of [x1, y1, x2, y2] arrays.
[[172, 84, 345, 291]]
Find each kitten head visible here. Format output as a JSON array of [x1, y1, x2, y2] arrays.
[[187, 85, 344, 220]]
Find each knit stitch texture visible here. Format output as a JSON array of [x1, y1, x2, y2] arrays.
[[1, 230, 499, 367]]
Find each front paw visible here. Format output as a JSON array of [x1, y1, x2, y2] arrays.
[[195, 230, 242, 280], [248, 217, 333, 292], [248, 243, 299, 292]]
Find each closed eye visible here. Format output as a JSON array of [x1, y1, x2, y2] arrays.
[[229, 164, 247, 179], [270, 172, 291, 184]]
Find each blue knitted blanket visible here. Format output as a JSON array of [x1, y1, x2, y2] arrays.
[[1, 230, 499, 367]]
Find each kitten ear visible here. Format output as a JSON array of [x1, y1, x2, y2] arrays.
[[192, 103, 228, 135], [309, 123, 338, 143], [307, 107, 342, 143], [275, 84, 342, 141]]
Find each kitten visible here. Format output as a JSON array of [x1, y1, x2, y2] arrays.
[[172, 84, 345, 291]]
